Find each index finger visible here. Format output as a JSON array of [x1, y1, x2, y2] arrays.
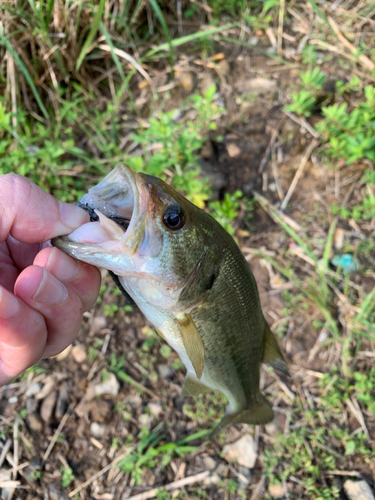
[[0, 174, 89, 244]]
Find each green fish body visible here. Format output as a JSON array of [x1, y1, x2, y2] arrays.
[[53, 165, 287, 431]]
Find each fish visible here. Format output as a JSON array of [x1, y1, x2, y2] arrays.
[[52, 165, 288, 432]]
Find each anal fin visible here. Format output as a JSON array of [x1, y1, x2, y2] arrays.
[[176, 313, 204, 379], [181, 374, 210, 398], [211, 395, 274, 437], [263, 322, 289, 376]]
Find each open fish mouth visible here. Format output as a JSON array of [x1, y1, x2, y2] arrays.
[[52, 165, 150, 261]]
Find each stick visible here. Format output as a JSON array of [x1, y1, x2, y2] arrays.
[[43, 405, 72, 463], [328, 16, 374, 72], [280, 139, 318, 211], [258, 117, 286, 173], [126, 470, 211, 500], [282, 110, 320, 138], [0, 440, 11, 469]]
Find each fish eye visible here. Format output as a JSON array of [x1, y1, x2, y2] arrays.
[[163, 205, 186, 231]]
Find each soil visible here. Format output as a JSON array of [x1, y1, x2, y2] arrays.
[[1, 44, 374, 500]]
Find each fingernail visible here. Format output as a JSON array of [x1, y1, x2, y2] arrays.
[[0, 287, 20, 319], [60, 202, 89, 230], [46, 247, 80, 281], [33, 269, 68, 305]]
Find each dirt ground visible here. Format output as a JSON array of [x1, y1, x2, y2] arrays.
[[1, 42, 374, 500]]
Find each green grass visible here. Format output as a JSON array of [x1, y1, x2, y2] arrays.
[[264, 371, 374, 499]]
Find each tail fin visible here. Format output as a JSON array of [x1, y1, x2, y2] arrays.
[[263, 322, 289, 376], [211, 395, 273, 436]]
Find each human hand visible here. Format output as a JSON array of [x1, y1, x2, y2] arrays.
[[0, 174, 101, 386]]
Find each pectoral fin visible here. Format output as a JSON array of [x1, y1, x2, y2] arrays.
[[181, 374, 209, 397], [176, 313, 204, 379], [262, 322, 289, 376]]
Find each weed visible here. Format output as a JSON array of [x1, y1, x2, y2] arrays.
[[103, 304, 119, 317], [30, 470, 42, 481], [129, 84, 221, 207], [60, 466, 75, 488], [243, 0, 277, 31], [285, 68, 327, 117], [117, 427, 208, 484], [208, 0, 247, 17], [159, 345, 172, 358], [317, 86, 375, 164], [19, 409, 28, 419], [209, 190, 242, 235]]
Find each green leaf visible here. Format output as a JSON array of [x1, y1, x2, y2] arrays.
[[345, 440, 355, 455]]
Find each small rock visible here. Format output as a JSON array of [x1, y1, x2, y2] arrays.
[[217, 59, 230, 76], [201, 73, 215, 94], [35, 377, 56, 400], [265, 411, 286, 436], [90, 422, 106, 439], [8, 396, 17, 404], [26, 414, 43, 432], [248, 36, 259, 45], [88, 373, 120, 399], [26, 397, 37, 414], [203, 456, 217, 470], [40, 390, 57, 423], [157, 364, 173, 379], [138, 414, 151, 427], [148, 403, 162, 417], [125, 393, 142, 407], [222, 434, 257, 469], [344, 480, 374, 500], [235, 77, 277, 94], [54, 344, 72, 361], [176, 69, 194, 92], [25, 382, 43, 397], [72, 345, 87, 364], [269, 484, 286, 498], [226, 143, 241, 158], [204, 463, 227, 486], [48, 486, 70, 500], [90, 399, 112, 423], [91, 315, 107, 334]]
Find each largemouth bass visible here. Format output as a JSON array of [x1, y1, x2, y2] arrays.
[[53, 165, 288, 431]]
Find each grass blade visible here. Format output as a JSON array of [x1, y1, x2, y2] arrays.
[[145, 23, 238, 58], [147, 0, 174, 72], [99, 22, 126, 82], [321, 218, 337, 273], [99, 44, 156, 96], [0, 34, 49, 120], [76, 0, 106, 71], [306, 0, 329, 25]]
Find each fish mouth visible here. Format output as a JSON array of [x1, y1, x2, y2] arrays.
[[52, 165, 150, 265]]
